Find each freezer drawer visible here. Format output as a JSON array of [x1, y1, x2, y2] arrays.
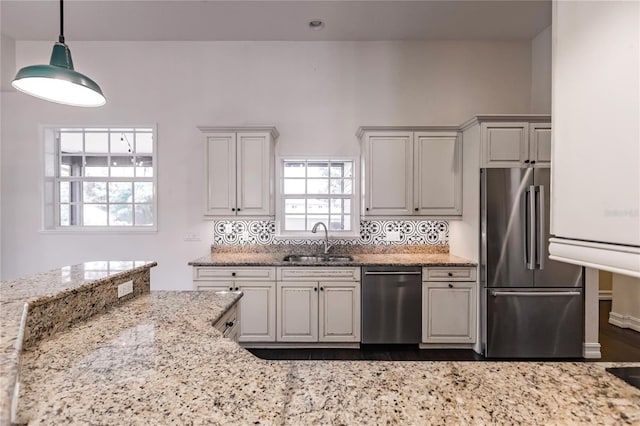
[[486, 288, 583, 358]]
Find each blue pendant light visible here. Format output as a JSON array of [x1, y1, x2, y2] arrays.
[[12, 0, 106, 107]]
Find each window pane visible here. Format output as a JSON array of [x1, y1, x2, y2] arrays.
[[307, 162, 329, 177], [83, 204, 107, 226], [135, 205, 154, 226], [110, 156, 135, 177], [343, 162, 353, 178], [110, 132, 134, 154], [85, 156, 109, 177], [60, 132, 83, 153], [285, 215, 306, 231], [134, 182, 153, 203], [330, 179, 353, 195], [85, 133, 108, 152], [307, 198, 328, 214], [60, 204, 70, 226], [83, 182, 107, 203], [61, 156, 83, 176], [307, 215, 328, 231], [284, 179, 305, 194], [60, 182, 70, 203], [307, 179, 328, 194], [285, 198, 305, 214], [109, 182, 133, 203], [135, 156, 153, 177], [284, 161, 306, 178], [135, 132, 153, 154], [109, 205, 133, 226], [330, 216, 350, 231], [330, 165, 344, 178]]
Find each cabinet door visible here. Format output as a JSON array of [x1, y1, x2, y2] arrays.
[[363, 132, 414, 215], [205, 133, 237, 215], [237, 132, 272, 216], [414, 132, 462, 215], [277, 282, 318, 342], [318, 281, 360, 342], [238, 282, 276, 342], [481, 123, 529, 167], [528, 123, 551, 167], [422, 282, 476, 343]]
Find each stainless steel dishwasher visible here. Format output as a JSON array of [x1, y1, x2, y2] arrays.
[[361, 266, 422, 344]]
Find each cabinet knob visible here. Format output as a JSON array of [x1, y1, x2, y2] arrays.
[[530, 161, 536, 164], [225, 321, 234, 328], [414, 208, 419, 212], [229, 287, 233, 291], [314, 287, 318, 292], [320, 287, 324, 291], [231, 272, 236, 277], [448, 272, 453, 277], [524, 160, 530, 164], [237, 208, 241, 212], [366, 208, 369, 211], [231, 208, 236, 211], [448, 283, 453, 288], [235, 287, 239, 291]]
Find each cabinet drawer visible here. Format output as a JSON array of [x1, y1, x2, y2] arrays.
[[194, 267, 275, 281], [422, 267, 476, 282], [213, 303, 239, 338], [278, 267, 361, 282]]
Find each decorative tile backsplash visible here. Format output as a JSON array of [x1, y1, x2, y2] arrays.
[[213, 220, 448, 246]]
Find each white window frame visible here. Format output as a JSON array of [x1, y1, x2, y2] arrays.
[[275, 156, 360, 238], [40, 124, 158, 233]]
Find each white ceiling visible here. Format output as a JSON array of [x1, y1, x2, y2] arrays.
[[1, 0, 551, 42]]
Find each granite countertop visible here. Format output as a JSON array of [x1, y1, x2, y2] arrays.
[[15, 291, 640, 424], [189, 252, 476, 267], [0, 261, 157, 426]]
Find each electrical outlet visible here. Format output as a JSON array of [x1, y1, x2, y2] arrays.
[[117, 280, 133, 298], [385, 231, 401, 242]]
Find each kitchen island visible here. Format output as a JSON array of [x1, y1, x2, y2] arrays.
[[14, 290, 640, 425]]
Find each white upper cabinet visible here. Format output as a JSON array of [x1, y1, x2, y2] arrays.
[[361, 131, 414, 216], [359, 127, 462, 217], [201, 127, 278, 217], [549, 1, 640, 277], [414, 132, 462, 215], [480, 120, 551, 168]]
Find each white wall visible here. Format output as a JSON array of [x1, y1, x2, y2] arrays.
[[1, 40, 532, 289], [610, 273, 640, 332], [530, 25, 551, 113]]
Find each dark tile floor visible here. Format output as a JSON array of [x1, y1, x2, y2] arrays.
[[248, 301, 640, 362]]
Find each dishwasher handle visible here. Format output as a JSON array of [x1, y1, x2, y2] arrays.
[[491, 291, 582, 297], [363, 271, 421, 276]]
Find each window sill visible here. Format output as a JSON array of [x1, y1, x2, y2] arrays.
[[39, 227, 158, 234]]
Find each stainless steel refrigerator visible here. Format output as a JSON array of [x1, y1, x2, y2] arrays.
[[481, 168, 584, 358]]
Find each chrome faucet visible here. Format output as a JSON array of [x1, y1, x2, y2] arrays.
[[311, 222, 333, 255]]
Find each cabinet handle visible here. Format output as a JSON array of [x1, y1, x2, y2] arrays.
[[448, 283, 453, 288], [524, 160, 530, 164], [447, 272, 453, 277], [414, 208, 419, 212], [225, 321, 234, 328], [231, 272, 236, 277], [366, 208, 369, 212], [231, 208, 236, 211], [320, 287, 324, 291], [314, 287, 318, 292]]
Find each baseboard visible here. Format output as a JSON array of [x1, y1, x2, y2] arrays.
[[583, 342, 602, 359], [599, 290, 612, 301], [609, 311, 640, 332], [241, 342, 361, 349]]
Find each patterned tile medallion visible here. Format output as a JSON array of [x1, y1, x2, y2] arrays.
[[213, 220, 448, 246]]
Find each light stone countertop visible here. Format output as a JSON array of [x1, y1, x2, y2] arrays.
[[189, 252, 476, 267], [0, 261, 157, 426], [15, 291, 640, 425]]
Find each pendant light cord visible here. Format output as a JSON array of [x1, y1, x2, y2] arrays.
[[59, 0, 65, 43]]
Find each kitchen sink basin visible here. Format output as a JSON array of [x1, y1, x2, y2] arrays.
[[282, 254, 354, 263]]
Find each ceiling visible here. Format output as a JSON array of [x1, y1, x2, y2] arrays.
[[1, 1, 551, 42]]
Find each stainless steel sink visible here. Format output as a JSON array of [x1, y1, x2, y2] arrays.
[[282, 254, 354, 263]]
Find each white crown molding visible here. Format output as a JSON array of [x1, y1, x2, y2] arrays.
[[459, 114, 552, 131], [198, 126, 279, 139]]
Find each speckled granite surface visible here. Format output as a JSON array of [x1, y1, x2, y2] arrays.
[[0, 261, 156, 426], [189, 252, 476, 267], [15, 291, 640, 425]]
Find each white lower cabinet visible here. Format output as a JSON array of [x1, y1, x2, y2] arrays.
[[422, 267, 477, 344], [193, 267, 276, 343], [277, 267, 361, 343]]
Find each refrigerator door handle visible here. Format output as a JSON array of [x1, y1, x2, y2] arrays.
[[526, 186, 536, 270], [491, 291, 582, 297], [536, 185, 545, 270]]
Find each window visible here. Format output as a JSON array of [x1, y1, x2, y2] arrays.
[[278, 158, 358, 235], [43, 126, 156, 230]]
